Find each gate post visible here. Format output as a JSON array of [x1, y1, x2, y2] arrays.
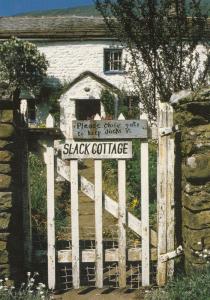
[[157, 102, 175, 286], [45, 114, 56, 290]]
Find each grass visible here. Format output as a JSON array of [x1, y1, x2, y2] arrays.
[[146, 268, 210, 300]]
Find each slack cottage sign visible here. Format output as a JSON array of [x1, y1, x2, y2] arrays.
[[62, 141, 132, 159], [61, 119, 148, 159]]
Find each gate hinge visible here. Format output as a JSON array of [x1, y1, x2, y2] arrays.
[[159, 125, 179, 137], [160, 245, 183, 262]]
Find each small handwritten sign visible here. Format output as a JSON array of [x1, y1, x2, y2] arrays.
[[72, 120, 147, 140], [62, 141, 132, 159]]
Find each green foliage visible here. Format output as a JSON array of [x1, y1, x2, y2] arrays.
[[96, 0, 209, 120], [29, 153, 47, 215], [0, 37, 48, 93], [100, 89, 116, 117], [100, 88, 140, 119], [103, 140, 157, 222], [146, 269, 210, 300], [38, 79, 69, 124], [29, 153, 68, 243]]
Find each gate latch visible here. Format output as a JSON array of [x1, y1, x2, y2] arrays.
[[160, 245, 183, 263], [159, 125, 179, 137]]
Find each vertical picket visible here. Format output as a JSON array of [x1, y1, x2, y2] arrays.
[[157, 102, 175, 285], [166, 105, 175, 280], [118, 113, 127, 288], [45, 114, 56, 290], [71, 159, 80, 289], [141, 140, 150, 286], [94, 114, 103, 288]]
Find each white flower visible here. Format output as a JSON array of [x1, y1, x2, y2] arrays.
[[27, 272, 31, 277], [30, 278, 35, 282], [4, 278, 8, 281], [197, 242, 202, 245]]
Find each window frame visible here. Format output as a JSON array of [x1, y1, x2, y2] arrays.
[[103, 48, 125, 74]]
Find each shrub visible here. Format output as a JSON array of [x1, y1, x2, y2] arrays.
[[0, 272, 50, 299], [146, 269, 210, 300]]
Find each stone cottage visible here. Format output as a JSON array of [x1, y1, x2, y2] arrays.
[[0, 16, 134, 130]]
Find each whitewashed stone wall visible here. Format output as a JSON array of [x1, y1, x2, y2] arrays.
[[36, 40, 132, 90]]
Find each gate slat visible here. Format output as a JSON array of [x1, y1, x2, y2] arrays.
[[94, 114, 103, 288], [71, 160, 80, 289], [45, 114, 55, 290], [141, 140, 150, 286], [166, 106, 175, 280], [56, 157, 158, 247], [118, 159, 126, 288], [94, 159, 103, 288], [157, 102, 168, 286], [118, 113, 126, 288]]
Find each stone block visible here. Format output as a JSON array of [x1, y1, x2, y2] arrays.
[[0, 175, 12, 189], [0, 164, 12, 174], [0, 233, 9, 241], [0, 140, 16, 150], [183, 207, 210, 230], [0, 250, 8, 264], [0, 264, 9, 276], [184, 153, 210, 182], [183, 192, 210, 211], [0, 212, 11, 231], [0, 192, 12, 211], [0, 241, 6, 251], [0, 151, 14, 163], [0, 110, 13, 123], [0, 124, 15, 139]]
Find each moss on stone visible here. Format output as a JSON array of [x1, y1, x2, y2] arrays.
[[0, 151, 14, 163], [0, 192, 12, 211], [0, 212, 11, 231], [183, 207, 210, 230], [0, 124, 15, 139], [0, 110, 13, 123], [0, 164, 12, 175], [0, 174, 12, 189]]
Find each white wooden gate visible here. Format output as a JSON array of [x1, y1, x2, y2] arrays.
[[43, 102, 179, 290]]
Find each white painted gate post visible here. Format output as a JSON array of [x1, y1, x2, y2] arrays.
[[94, 114, 103, 288], [70, 159, 80, 289], [45, 114, 56, 290], [141, 140, 150, 286], [157, 102, 175, 286], [70, 116, 80, 289], [118, 113, 127, 288]]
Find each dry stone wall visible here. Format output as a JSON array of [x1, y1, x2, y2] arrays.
[[173, 89, 210, 271], [0, 100, 23, 281]]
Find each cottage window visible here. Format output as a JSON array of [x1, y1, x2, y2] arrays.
[[104, 49, 123, 73]]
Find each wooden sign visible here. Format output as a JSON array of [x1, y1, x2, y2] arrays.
[[62, 141, 132, 159], [72, 120, 147, 140]]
